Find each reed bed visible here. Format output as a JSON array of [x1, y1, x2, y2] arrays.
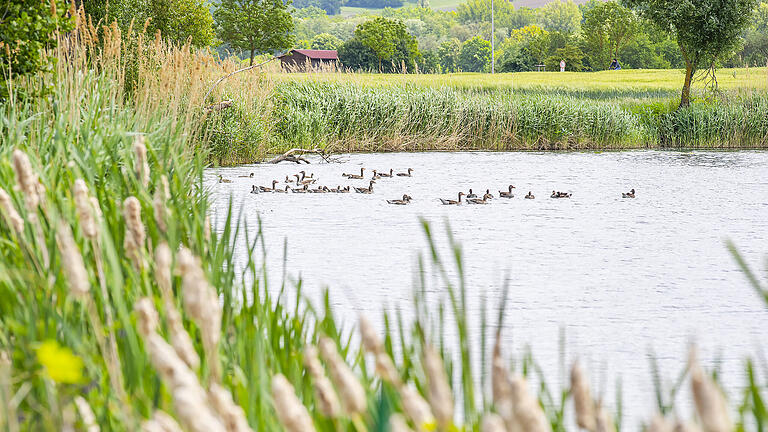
[[1, 13, 768, 432]]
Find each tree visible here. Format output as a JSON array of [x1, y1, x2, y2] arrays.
[[459, 36, 492, 72], [215, 0, 295, 65], [311, 33, 343, 49], [1, 0, 74, 99], [626, 0, 758, 107], [545, 43, 585, 70], [581, 1, 639, 70], [354, 17, 420, 71], [338, 39, 378, 70], [438, 38, 462, 72], [537, 0, 582, 34], [292, 0, 342, 15], [147, 0, 216, 47]]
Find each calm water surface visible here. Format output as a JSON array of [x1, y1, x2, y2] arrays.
[[207, 151, 768, 426]]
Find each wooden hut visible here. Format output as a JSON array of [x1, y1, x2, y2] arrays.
[[279, 49, 338, 72]]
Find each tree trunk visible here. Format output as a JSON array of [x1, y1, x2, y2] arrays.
[[249, 48, 255, 66], [680, 60, 694, 108]]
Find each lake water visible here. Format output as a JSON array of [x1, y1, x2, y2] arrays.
[[207, 150, 768, 427]]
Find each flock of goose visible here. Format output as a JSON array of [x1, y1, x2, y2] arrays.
[[218, 169, 636, 205]]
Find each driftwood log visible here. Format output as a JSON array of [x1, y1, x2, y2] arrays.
[[265, 148, 337, 164]]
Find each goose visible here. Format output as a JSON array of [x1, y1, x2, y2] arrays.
[[284, 175, 295, 184], [343, 168, 365, 179], [238, 173, 254, 178], [310, 186, 330, 193], [328, 186, 339, 193], [467, 189, 477, 199], [622, 188, 635, 198], [259, 180, 279, 192], [551, 191, 572, 198], [440, 192, 465, 205], [483, 189, 494, 200], [273, 185, 289, 193], [250, 185, 259, 194], [499, 185, 515, 198], [218, 175, 232, 184], [378, 169, 393, 178], [525, 191, 535, 199], [467, 196, 488, 204], [291, 184, 309, 193], [299, 177, 317, 186], [387, 194, 412, 205], [354, 180, 375, 194], [337, 186, 351, 194], [299, 171, 315, 181], [372, 170, 382, 180], [396, 168, 414, 177]]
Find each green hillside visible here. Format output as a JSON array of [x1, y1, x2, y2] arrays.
[[340, 0, 590, 15]]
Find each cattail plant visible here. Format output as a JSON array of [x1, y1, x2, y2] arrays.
[[271, 374, 316, 432], [55, 223, 90, 299], [492, 332, 520, 432], [304, 345, 341, 418], [509, 375, 551, 432], [12, 149, 40, 211], [647, 415, 674, 432], [481, 413, 506, 432], [0, 188, 24, 233], [689, 350, 731, 432], [390, 414, 415, 432], [571, 362, 597, 431], [141, 411, 184, 432], [153, 175, 170, 233], [399, 384, 436, 431], [318, 336, 366, 416], [423, 345, 454, 429], [73, 396, 99, 432], [177, 247, 221, 382], [123, 196, 145, 269], [134, 135, 151, 188], [73, 179, 98, 240], [208, 383, 253, 432]]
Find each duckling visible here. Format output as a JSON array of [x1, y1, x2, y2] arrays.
[[396, 168, 414, 177], [466, 189, 477, 198], [467, 196, 488, 204], [378, 169, 393, 178], [354, 180, 375, 194], [343, 168, 365, 179], [525, 191, 535, 199], [483, 189, 494, 200], [250, 185, 259, 194], [273, 185, 289, 193], [238, 173, 254, 178], [499, 185, 515, 198], [387, 194, 412, 205], [259, 180, 279, 192], [440, 192, 465, 205], [218, 175, 232, 183], [622, 188, 635, 198]]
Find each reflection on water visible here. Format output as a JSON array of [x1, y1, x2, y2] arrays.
[[206, 150, 768, 426]]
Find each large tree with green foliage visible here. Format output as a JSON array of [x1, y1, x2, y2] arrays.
[[215, 0, 294, 65], [1, 0, 74, 99], [581, 1, 639, 70], [626, 0, 758, 107], [353, 17, 420, 71], [536, 0, 582, 34], [458, 36, 491, 72]]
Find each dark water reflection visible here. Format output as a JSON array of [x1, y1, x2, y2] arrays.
[[207, 150, 768, 427]]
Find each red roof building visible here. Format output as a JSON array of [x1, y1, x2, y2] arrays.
[[279, 49, 339, 71]]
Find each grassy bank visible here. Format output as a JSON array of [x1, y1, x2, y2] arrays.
[[2, 19, 768, 432]]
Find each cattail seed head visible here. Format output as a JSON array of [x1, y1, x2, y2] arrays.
[[12, 149, 39, 211], [595, 405, 615, 432], [135, 297, 159, 337], [481, 413, 506, 432], [177, 247, 221, 352], [134, 136, 150, 188], [423, 345, 454, 429], [689, 350, 731, 432], [318, 337, 367, 415], [375, 352, 401, 387], [647, 415, 674, 432], [142, 411, 183, 432], [0, 188, 24, 233], [209, 383, 253, 432], [172, 387, 226, 432], [73, 396, 99, 432], [166, 306, 200, 370], [123, 197, 145, 267], [491, 333, 520, 432], [675, 421, 704, 432], [304, 345, 341, 418], [510, 375, 551, 432], [56, 224, 90, 299], [571, 362, 596, 432], [271, 374, 316, 432], [153, 175, 170, 232], [73, 179, 98, 239], [155, 243, 172, 296], [359, 315, 383, 354], [399, 384, 436, 431], [390, 414, 415, 432]]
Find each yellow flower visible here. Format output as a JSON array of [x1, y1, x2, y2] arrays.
[[36, 340, 84, 384]]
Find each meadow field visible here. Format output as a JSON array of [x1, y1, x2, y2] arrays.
[[2, 19, 768, 432]]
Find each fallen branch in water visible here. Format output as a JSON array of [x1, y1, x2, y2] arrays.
[[264, 148, 339, 164]]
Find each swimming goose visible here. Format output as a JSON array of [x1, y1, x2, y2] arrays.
[[499, 185, 515, 198], [343, 168, 365, 179], [483, 189, 494, 200], [250, 185, 259, 194], [467, 189, 477, 199], [259, 180, 279, 192], [238, 173, 254, 178], [291, 184, 309, 193], [551, 191, 572, 198], [299, 171, 315, 181], [378, 169, 393, 178], [337, 186, 351, 193], [284, 175, 295, 184], [467, 196, 488, 204], [218, 175, 232, 183], [387, 194, 412, 205], [622, 188, 635, 198], [396, 168, 414, 177], [273, 185, 289, 193], [372, 170, 382, 180], [440, 192, 465, 205], [310, 186, 330, 193], [525, 191, 535, 199], [354, 180, 375, 194]]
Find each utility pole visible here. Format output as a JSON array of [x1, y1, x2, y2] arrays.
[[491, 0, 495, 74]]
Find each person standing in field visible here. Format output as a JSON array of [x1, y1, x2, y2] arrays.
[[560, 59, 566, 72]]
